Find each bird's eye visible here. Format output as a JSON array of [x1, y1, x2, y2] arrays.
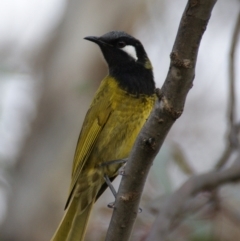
[[117, 41, 126, 48]]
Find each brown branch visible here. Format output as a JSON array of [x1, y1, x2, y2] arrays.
[[216, 9, 240, 169], [105, 1, 217, 241], [146, 154, 240, 241], [145, 9, 240, 241]]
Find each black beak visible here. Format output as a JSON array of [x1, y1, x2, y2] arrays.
[[84, 36, 111, 47], [84, 36, 101, 44]]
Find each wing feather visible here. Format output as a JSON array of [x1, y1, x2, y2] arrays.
[[65, 77, 113, 208]]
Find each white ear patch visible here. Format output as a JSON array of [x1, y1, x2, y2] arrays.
[[121, 45, 138, 60]]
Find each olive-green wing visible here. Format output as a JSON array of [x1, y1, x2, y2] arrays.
[[65, 80, 113, 208]]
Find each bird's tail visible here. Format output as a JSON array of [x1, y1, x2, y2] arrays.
[[51, 196, 94, 241]]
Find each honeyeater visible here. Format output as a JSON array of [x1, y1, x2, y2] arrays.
[[51, 31, 156, 241]]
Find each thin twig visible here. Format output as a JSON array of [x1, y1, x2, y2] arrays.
[[216, 9, 240, 169]]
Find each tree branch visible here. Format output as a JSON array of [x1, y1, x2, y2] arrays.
[[105, 1, 217, 241], [215, 9, 240, 169], [145, 8, 240, 241], [146, 153, 240, 241]]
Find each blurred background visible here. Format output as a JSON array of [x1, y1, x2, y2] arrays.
[[0, 0, 239, 240]]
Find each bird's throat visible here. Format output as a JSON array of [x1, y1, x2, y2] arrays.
[[109, 63, 155, 96]]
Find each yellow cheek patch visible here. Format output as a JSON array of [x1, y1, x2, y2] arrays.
[[144, 59, 153, 70]]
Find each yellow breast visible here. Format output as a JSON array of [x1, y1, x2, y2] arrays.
[[82, 76, 156, 176]]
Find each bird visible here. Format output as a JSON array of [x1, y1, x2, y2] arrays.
[[50, 31, 156, 241]]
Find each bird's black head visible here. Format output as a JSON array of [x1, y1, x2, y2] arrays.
[[84, 31, 155, 96]]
